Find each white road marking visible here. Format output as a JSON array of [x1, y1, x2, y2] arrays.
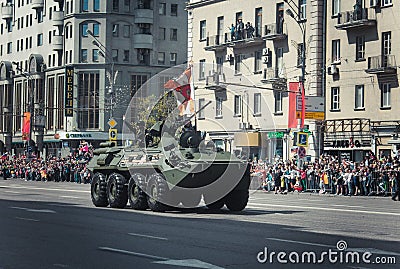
[[53, 264, 69, 268], [98, 247, 169, 260], [4, 190, 22, 194], [60, 196, 81, 199], [0, 185, 89, 193], [98, 247, 225, 269], [248, 202, 400, 216], [10, 206, 56, 214], [128, 232, 168, 240], [266, 238, 332, 248], [15, 217, 40, 222], [153, 259, 225, 269]]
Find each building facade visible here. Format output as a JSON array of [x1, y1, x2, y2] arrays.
[[187, 0, 325, 162], [325, 0, 400, 161], [0, 0, 187, 156]]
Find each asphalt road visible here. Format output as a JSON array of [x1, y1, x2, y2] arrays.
[[0, 179, 399, 269]]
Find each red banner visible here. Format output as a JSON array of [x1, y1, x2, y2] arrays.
[[288, 82, 300, 129], [22, 112, 31, 141]]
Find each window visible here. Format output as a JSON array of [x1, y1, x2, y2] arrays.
[[170, 53, 177, 65], [157, 52, 165, 64], [48, 31, 52, 43], [255, 8, 262, 37], [112, 49, 118, 62], [56, 75, 65, 129], [355, 85, 364, 109], [92, 49, 99, 62], [254, 51, 262, 72], [274, 91, 282, 113], [381, 83, 391, 108], [37, 33, 43, 46], [81, 49, 88, 62], [93, 0, 100, 11], [113, 0, 119, 11], [159, 27, 165, 40], [82, 23, 88, 37], [332, 39, 340, 63], [123, 25, 130, 37], [130, 74, 148, 97], [356, 36, 365, 60], [81, 0, 88, 11], [234, 95, 242, 115], [199, 59, 205, 79], [77, 72, 100, 129], [124, 0, 130, 12], [200, 20, 206, 40], [159, 2, 166, 15], [216, 97, 222, 117], [332, 0, 340, 15], [297, 43, 304, 66], [299, 0, 306, 20], [254, 93, 261, 115], [216, 56, 223, 74], [382, 0, 392, 7], [112, 24, 119, 37], [198, 98, 205, 119], [170, 28, 177, 41], [37, 9, 43, 23], [92, 23, 100, 36], [170, 4, 177, 16], [331, 87, 340, 111], [235, 54, 242, 74], [123, 50, 129, 62]]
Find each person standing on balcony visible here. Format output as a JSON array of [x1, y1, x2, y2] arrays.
[[230, 24, 235, 41]]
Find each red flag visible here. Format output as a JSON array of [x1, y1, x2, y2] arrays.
[[288, 82, 299, 129], [22, 112, 31, 141], [164, 67, 195, 116]]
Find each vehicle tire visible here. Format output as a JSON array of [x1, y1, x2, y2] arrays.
[[146, 173, 170, 212], [91, 173, 108, 207], [180, 190, 202, 208], [128, 173, 148, 210], [107, 173, 128, 208], [225, 190, 249, 211], [205, 198, 225, 210]]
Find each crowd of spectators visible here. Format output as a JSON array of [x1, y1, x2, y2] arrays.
[[250, 152, 400, 201], [0, 141, 93, 184]]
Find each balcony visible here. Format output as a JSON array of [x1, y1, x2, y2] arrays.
[[52, 10, 64, 26], [134, 8, 154, 24], [204, 35, 227, 51], [32, 0, 44, 9], [261, 67, 287, 85], [1, 3, 13, 20], [204, 32, 264, 51], [335, 8, 376, 30], [365, 55, 397, 74], [262, 23, 287, 41], [52, 35, 63, 51], [205, 72, 226, 90], [133, 34, 153, 49]]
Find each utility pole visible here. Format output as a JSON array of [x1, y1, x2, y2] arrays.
[[86, 29, 116, 120], [12, 62, 35, 162], [284, 0, 307, 168]]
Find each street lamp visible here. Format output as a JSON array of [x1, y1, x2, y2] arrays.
[[12, 61, 35, 161], [284, 0, 307, 168], [86, 29, 116, 119]]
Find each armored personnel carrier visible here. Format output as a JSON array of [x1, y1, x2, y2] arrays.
[[88, 119, 251, 212]]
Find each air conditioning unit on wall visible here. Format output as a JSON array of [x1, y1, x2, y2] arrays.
[[327, 64, 338, 75]]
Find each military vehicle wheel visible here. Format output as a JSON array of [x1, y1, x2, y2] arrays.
[[107, 173, 128, 208], [225, 190, 249, 211], [147, 173, 169, 212], [205, 198, 225, 210], [91, 173, 108, 207], [128, 174, 148, 210], [180, 190, 202, 208]]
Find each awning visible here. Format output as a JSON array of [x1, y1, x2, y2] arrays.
[[234, 132, 260, 147]]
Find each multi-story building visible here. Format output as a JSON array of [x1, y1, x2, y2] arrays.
[[325, 0, 400, 161], [187, 0, 325, 161], [0, 0, 187, 156]]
